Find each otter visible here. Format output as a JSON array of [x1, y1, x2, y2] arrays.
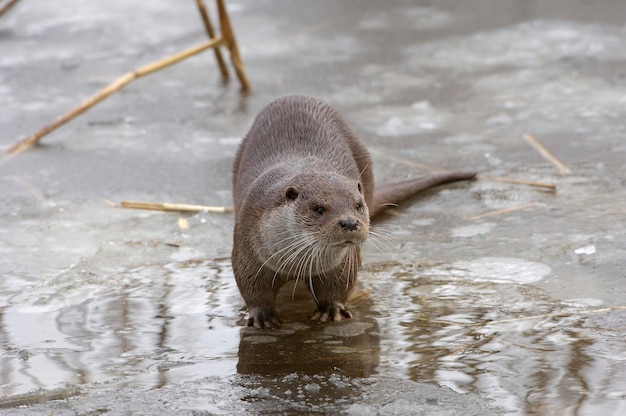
[[232, 95, 475, 328]]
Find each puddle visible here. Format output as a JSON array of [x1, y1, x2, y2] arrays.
[[2, 256, 625, 414], [0, 258, 240, 396], [359, 262, 626, 414]]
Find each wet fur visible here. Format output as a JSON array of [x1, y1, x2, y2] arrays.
[[232, 95, 476, 328]]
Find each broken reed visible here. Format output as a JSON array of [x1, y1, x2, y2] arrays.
[[5, 37, 224, 159], [119, 201, 233, 213], [523, 133, 571, 174], [3, 0, 250, 161]]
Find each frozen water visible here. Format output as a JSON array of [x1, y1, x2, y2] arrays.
[[357, 100, 450, 137], [574, 244, 597, 255], [1, 1, 626, 415], [446, 257, 552, 284], [405, 21, 626, 70], [450, 222, 496, 238]]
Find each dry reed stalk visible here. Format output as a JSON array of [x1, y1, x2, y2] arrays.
[[9, 176, 46, 201], [4, 0, 252, 160], [0, 0, 21, 17], [479, 174, 556, 191], [470, 201, 539, 221], [217, 0, 250, 91], [3, 37, 224, 160], [523, 133, 571, 174], [119, 200, 233, 213], [195, 0, 229, 78]]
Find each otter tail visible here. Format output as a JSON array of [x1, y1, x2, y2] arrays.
[[370, 171, 477, 219]]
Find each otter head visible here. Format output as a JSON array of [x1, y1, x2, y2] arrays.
[[258, 172, 370, 275], [285, 172, 369, 246]]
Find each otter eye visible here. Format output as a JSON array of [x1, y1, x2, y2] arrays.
[[355, 202, 363, 211], [285, 187, 299, 200], [314, 206, 325, 215]]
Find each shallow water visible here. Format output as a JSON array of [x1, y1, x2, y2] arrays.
[[2, 249, 625, 414]]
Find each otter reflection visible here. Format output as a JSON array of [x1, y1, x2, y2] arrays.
[[236, 281, 380, 377]]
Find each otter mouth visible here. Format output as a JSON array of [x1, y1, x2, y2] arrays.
[[333, 240, 359, 247]]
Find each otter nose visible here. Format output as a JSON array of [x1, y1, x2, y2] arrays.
[[339, 218, 360, 231]]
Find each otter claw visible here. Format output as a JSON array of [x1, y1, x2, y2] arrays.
[[311, 303, 353, 322], [247, 308, 282, 329]]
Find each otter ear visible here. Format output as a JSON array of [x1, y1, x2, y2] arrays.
[[356, 181, 363, 194], [285, 187, 299, 200]]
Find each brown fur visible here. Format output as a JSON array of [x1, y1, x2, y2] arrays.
[[232, 95, 475, 328]]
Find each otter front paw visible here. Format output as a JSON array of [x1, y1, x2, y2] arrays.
[[247, 307, 282, 329], [310, 302, 353, 322]]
